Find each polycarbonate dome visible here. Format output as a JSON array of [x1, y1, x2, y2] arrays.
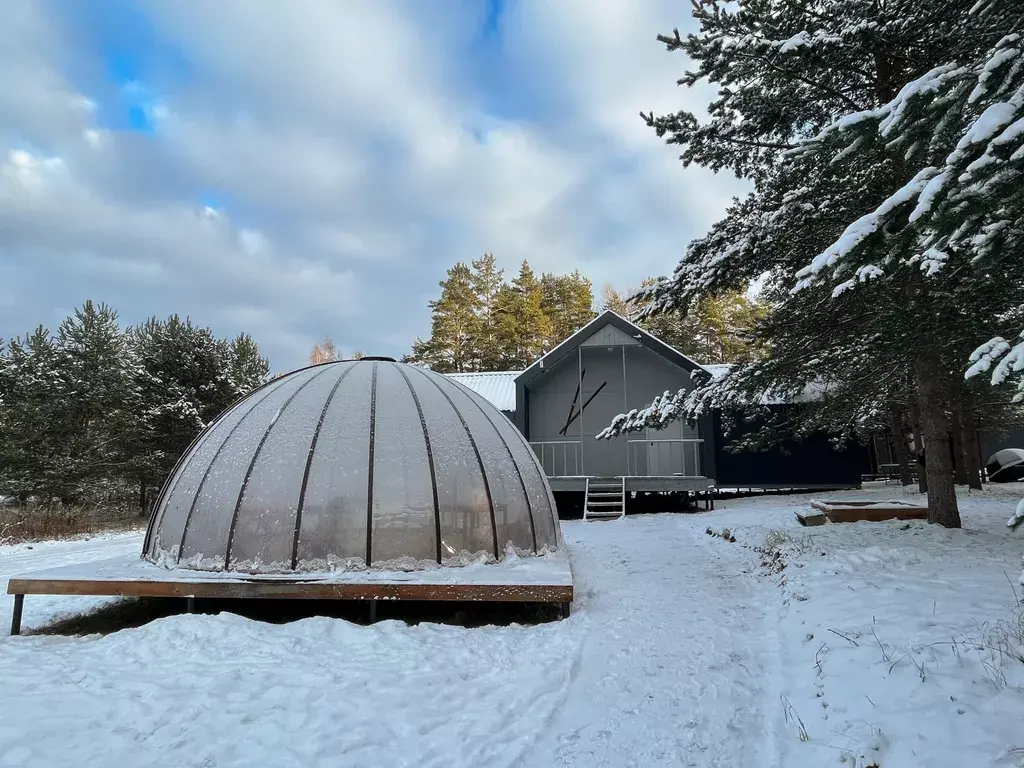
[[143, 359, 562, 573]]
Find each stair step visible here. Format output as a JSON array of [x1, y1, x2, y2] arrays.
[[587, 501, 624, 508], [586, 511, 624, 520], [588, 491, 621, 498]]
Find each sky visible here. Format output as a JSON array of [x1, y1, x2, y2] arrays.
[[0, 0, 747, 372]]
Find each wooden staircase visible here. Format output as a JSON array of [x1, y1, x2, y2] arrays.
[[583, 477, 626, 521]]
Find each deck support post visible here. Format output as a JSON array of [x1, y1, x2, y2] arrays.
[[186, 595, 196, 614], [10, 594, 24, 636], [368, 599, 378, 623], [561, 601, 571, 619]]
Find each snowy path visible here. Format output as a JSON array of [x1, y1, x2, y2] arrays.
[[523, 516, 777, 768], [0, 513, 775, 768]]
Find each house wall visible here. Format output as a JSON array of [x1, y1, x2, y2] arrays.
[[524, 342, 702, 476], [980, 421, 1024, 464], [712, 407, 868, 488]]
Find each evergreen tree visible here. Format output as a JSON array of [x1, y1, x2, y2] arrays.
[[413, 256, 594, 371], [540, 271, 596, 348], [471, 253, 505, 370], [55, 301, 139, 503], [410, 262, 481, 372], [0, 326, 67, 501], [126, 315, 256, 510], [0, 304, 271, 511], [492, 261, 553, 369], [598, 0, 1020, 527], [604, 278, 764, 363], [229, 332, 270, 394]]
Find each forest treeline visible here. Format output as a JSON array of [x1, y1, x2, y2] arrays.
[[404, 253, 762, 372], [0, 301, 269, 511]]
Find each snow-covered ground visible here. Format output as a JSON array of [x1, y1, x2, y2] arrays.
[[1, 484, 1023, 767]]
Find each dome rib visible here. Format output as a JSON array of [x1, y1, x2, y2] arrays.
[[412, 365, 500, 561], [290, 362, 358, 569], [396, 364, 443, 565], [364, 361, 379, 566], [224, 365, 336, 569], [441, 375, 540, 553]]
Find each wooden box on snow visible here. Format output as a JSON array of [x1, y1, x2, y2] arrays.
[[809, 499, 928, 523]]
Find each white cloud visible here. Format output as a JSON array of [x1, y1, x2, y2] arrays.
[[0, 0, 746, 370]]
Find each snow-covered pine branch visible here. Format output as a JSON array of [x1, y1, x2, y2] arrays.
[[793, 32, 1024, 398]]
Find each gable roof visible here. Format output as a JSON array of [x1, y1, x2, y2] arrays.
[[515, 310, 708, 387], [444, 370, 520, 411]]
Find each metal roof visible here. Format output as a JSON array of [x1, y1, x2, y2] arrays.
[[444, 370, 520, 412]]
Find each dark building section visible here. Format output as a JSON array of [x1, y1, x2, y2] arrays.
[[712, 408, 868, 489], [980, 421, 1024, 465]]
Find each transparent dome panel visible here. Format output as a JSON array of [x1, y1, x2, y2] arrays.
[[407, 368, 494, 561], [454, 384, 560, 549], [293, 362, 374, 567], [369, 363, 437, 565], [178, 367, 322, 567], [228, 366, 348, 570], [436, 378, 535, 554], [146, 378, 290, 561]]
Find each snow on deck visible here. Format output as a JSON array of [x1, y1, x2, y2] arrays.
[[7, 548, 573, 587], [2, 484, 1023, 767]]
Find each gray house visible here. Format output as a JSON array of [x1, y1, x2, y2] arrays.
[[448, 310, 866, 519], [450, 311, 715, 519]]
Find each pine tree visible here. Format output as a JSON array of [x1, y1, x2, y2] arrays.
[[0, 303, 272, 512], [491, 261, 553, 369], [229, 333, 270, 394], [127, 315, 247, 509], [54, 301, 139, 503], [604, 278, 764, 363], [540, 271, 595, 348], [598, 0, 1020, 527], [471, 253, 505, 370], [0, 326, 68, 502], [410, 262, 481, 372]]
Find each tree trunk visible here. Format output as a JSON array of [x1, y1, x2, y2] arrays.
[[887, 409, 914, 486], [950, 405, 968, 485], [961, 407, 984, 490], [915, 356, 961, 528], [138, 478, 148, 515], [910, 401, 928, 494]]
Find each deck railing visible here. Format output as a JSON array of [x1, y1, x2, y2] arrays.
[[627, 438, 704, 478], [529, 438, 705, 478], [530, 441, 582, 477]]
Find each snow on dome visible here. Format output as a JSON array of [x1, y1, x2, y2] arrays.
[[143, 359, 562, 573]]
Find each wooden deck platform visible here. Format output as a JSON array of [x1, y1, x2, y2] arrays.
[[6, 553, 574, 635]]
